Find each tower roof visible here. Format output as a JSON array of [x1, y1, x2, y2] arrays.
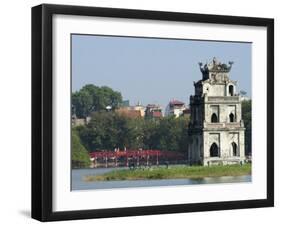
[[169, 100, 185, 106], [199, 57, 234, 74]]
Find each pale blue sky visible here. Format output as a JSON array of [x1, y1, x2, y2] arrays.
[[72, 34, 251, 107]]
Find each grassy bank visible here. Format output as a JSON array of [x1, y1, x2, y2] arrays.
[[84, 164, 251, 182]]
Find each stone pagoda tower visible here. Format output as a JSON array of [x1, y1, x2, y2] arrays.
[[188, 57, 245, 166]]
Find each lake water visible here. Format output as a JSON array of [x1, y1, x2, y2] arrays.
[[71, 167, 251, 190]]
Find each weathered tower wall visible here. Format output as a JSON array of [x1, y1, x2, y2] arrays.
[[188, 58, 246, 166]]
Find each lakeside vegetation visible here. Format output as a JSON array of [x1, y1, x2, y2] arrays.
[[72, 131, 91, 168], [242, 100, 252, 156], [75, 112, 190, 152], [83, 164, 251, 181]]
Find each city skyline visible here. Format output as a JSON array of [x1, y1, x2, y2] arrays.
[[72, 34, 252, 108]]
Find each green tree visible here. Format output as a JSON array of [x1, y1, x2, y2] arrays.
[[77, 112, 145, 151], [78, 112, 119, 151], [142, 119, 160, 150], [72, 90, 93, 118], [115, 115, 145, 150], [242, 100, 252, 155], [141, 115, 189, 152], [155, 116, 189, 152], [72, 131, 91, 168], [126, 117, 145, 149], [72, 84, 122, 118], [75, 110, 190, 153], [157, 116, 179, 151], [177, 115, 190, 153]]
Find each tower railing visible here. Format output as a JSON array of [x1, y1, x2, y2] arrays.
[[207, 96, 239, 102], [204, 121, 244, 128]]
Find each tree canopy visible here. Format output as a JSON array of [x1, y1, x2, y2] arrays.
[[76, 112, 190, 153], [242, 100, 252, 155], [72, 84, 122, 118]]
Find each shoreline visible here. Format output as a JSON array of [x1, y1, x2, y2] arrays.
[[83, 164, 251, 182]]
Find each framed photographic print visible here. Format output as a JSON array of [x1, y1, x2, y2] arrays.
[[32, 4, 274, 221]]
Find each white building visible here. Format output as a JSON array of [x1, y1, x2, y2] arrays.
[[165, 100, 186, 118], [188, 58, 246, 166], [131, 102, 146, 117]]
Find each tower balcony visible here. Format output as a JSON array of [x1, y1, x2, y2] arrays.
[[203, 120, 244, 129], [206, 96, 240, 103]]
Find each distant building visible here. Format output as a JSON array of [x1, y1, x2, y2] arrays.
[[72, 115, 91, 127], [145, 104, 163, 119], [116, 107, 142, 119], [182, 108, 191, 116], [151, 111, 162, 118], [116, 101, 146, 118], [165, 100, 186, 118], [131, 102, 145, 117]]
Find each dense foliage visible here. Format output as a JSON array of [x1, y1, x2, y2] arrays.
[[75, 112, 190, 153], [242, 100, 252, 155], [72, 84, 122, 118], [72, 131, 91, 168]]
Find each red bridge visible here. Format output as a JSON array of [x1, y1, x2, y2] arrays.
[[89, 150, 185, 168]]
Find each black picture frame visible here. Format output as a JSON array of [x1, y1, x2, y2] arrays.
[[32, 3, 274, 222]]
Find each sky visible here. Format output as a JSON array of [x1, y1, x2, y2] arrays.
[[72, 34, 251, 108]]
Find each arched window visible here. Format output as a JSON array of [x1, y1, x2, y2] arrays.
[[229, 113, 235, 122], [210, 143, 219, 157], [211, 113, 218, 123], [229, 85, 234, 96], [232, 142, 238, 156]]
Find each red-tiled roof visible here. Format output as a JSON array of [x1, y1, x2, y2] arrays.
[[116, 108, 141, 118], [169, 100, 185, 106]]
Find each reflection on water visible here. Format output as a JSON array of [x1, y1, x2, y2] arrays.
[[71, 167, 251, 191]]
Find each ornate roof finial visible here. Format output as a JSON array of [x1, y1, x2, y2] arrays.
[[198, 62, 204, 73], [213, 57, 218, 65], [198, 58, 234, 75]]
